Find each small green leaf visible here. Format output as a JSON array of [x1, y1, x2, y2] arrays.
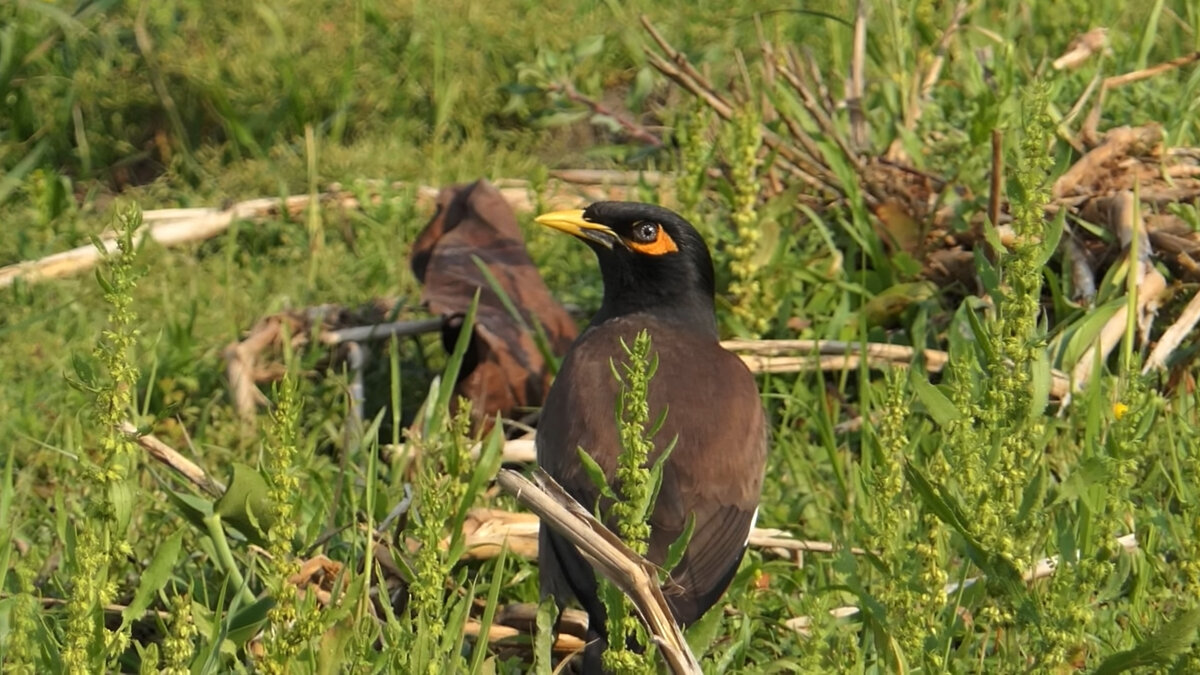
[[70, 353, 97, 389], [93, 266, 115, 294], [962, 299, 996, 365], [1016, 464, 1047, 525], [533, 596, 559, 675], [428, 291, 480, 435], [572, 34, 605, 60], [577, 446, 616, 500], [647, 434, 678, 509], [911, 375, 961, 427], [0, 138, 47, 205], [1038, 209, 1066, 267], [468, 547, 508, 674], [1029, 349, 1052, 419], [533, 110, 590, 128], [449, 420, 506, 560], [0, 450, 15, 591], [664, 512, 696, 573], [110, 478, 134, 535]]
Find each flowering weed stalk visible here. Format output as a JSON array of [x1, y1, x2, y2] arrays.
[[598, 329, 660, 675], [63, 204, 143, 673], [258, 371, 324, 673]]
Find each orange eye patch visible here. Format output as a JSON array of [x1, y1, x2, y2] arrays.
[[626, 226, 679, 256]]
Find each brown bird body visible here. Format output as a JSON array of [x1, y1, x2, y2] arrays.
[[533, 202, 767, 672]]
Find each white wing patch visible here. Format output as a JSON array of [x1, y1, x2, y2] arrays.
[[745, 506, 759, 547]]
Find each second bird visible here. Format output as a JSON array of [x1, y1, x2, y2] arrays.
[[534, 201, 768, 671]]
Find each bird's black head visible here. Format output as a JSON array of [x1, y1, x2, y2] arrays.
[[535, 201, 716, 334]]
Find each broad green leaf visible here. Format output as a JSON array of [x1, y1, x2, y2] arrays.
[[1094, 607, 1200, 675], [685, 591, 726, 659], [121, 529, 184, 630], [165, 488, 213, 533], [110, 478, 134, 535], [214, 462, 274, 543], [1060, 298, 1123, 369], [225, 596, 275, 646], [1057, 457, 1112, 513]]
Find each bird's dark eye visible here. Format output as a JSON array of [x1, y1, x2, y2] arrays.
[[631, 221, 659, 244]]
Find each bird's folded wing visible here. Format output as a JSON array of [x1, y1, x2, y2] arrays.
[[653, 500, 756, 626]]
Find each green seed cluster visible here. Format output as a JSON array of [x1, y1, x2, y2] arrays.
[[409, 404, 473, 651], [162, 593, 198, 675], [610, 331, 658, 554], [675, 103, 711, 230], [3, 564, 38, 674], [259, 374, 319, 673], [603, 330, 659, 675], [725, 107, 773, 336], [872, 374, 947, 666]]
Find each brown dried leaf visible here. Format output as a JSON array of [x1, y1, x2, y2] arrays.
[[411, 179, 578, 430]]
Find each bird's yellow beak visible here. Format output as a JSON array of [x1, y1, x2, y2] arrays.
[[534, 209, 618, 249]]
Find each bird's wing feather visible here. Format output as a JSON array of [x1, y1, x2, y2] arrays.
[[646, 346, 766, 625]]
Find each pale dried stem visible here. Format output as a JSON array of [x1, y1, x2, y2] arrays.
[[463, 617, 587, 655], [1082, 51, 1200, 142], [450, 505, 859, 563], [497, 468, 702, 675], [121, 421, 225, 497], [1144, 287, 1200, 373], [721, 339, 1072, 400], [0, 175, 659, 289], [757, 42, 840, 189], [846, 0, 868, 149]]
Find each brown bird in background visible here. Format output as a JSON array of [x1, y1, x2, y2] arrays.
[[534, 202, 767, 672]]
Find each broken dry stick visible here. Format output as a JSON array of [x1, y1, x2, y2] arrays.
[[496, 468, 702, 675]]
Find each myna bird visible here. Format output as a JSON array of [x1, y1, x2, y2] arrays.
[[534, 202, 767, 670]]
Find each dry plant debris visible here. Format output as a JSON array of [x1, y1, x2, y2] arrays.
[[409, 180, 579, 430]]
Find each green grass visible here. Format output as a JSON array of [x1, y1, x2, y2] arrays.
[[3, 0, 1200, 672]]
